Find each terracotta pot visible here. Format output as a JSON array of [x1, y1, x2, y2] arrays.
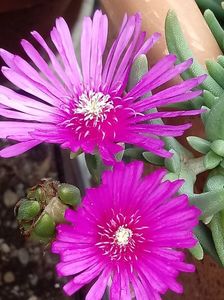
[[101, 0, 221, 66]]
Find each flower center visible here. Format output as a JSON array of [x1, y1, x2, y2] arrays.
[[74, 90, 114, 126], [96, 212, 147, 261], [115, 225, 133, 246]]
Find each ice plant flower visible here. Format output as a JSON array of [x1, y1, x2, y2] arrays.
[[0, 10, 205, 162], [52, 161, 200, 299]]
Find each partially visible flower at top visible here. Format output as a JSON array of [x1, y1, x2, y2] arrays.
[[52, 161, 200, 299], [0, 10, 205, 163]]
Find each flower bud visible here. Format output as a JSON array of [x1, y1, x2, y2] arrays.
[[17, 200, 40, 221], [142, 151, 164, 165], [16, 179, 82, 243], [164, 150, 181, 173], [58, 183, 81, 206], [34, 187, 44, 202], [27, 178, 58, 204], [204, 174, 224, 192], [34, 213, 55, 238], [187, 136, 211, 154]]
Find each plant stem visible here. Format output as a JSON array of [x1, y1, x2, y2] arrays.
[[187, 156, 208, 175]]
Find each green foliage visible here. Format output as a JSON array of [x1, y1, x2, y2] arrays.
[[165, 7, 224, 264], [165, 10, 223, 100]]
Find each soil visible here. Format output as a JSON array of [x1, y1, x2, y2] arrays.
[[0, 144, 71, 300]]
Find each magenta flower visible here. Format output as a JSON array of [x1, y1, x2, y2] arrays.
[[52, 161, 200, 299], [0, 10, 205, 162]]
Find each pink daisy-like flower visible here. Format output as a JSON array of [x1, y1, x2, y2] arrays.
[[52, 161, 200, 299], [0, 10, 205, 162]]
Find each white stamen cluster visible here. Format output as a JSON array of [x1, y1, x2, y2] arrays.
[[115, 226, 133, 246], [75, 91, 114, 126]]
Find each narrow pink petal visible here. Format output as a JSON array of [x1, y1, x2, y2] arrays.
[[31, 30, 73, 90], [52, 241, 88, 253], [112, 14, 142, 87], [134, 32, 161, 58], [12, 55, 65, 100], [131, 123, 192, 137], [1, 47, 66, 101], [0, 122, 56, 138], [134, 91, 202, 112], [146, 58, 193, 92], [80, 16, 92, 88], [56, 256, 99, 276], [130, 274, 152, 300], [63, 281, 82, 296], [126, 54, 177, 98], [145, 74, 206, 100], [60, 247, 96, 262], [0, 108, 59, 122], [142, 259, 183, 293], [0, 86, 59, 114], [1, 67, 62, 107], [98, 142, 123, 164], [51, 17, 82, 92], [137, 266, 167, 295], [122, 133, 171, 157], [110, 271, 121, 300], [0, 140, 41, 157], [133, 109, 203, 123], [102, 14, 128, 85], [89, 10, 108, 90], [102, 14, 137, 91], [20, 39, 69, 94], [0, 48, 16, 68], [120, 269, 131, 300], [86, 268, 111, 300]]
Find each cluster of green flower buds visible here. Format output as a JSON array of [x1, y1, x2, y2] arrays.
[[15, 179, 81, 243]]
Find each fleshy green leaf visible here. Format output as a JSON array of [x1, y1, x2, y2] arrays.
[[204, 174, 224, 191], [204, 9, 224, 50], [203, 90, 218, 108], [85, 153, 104, 184], [211, 213, 224, 265], [189, 240, 204, 260], [165, 10, 223, 97], [124, 148, 144, 160], [196, 0, 224, 22], [187, 136, 211, 154], [127, 54, 148, 91], [189, 189, 224, 218], [194, 222, 222, 265], [142, 151, 164, 165], [206, 60, 224, 89], [203, 150, 222, 169], [164, 150, 181, 173], [205, 97, 224, 140], [210, 139, 224, 156]]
